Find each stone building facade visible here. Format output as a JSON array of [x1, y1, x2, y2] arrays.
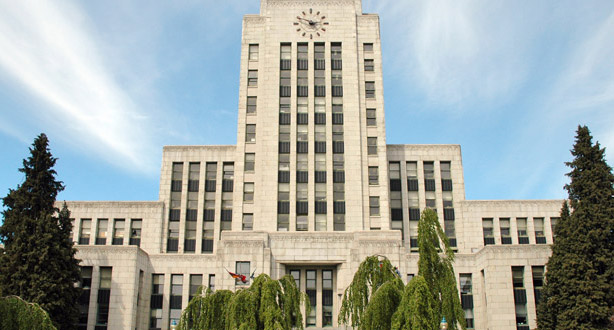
[[67, 0, 562, 329]]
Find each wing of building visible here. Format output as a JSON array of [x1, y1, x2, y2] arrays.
[[65, 0, 562, 329]]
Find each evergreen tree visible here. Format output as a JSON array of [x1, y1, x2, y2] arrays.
[[0, 134, 81, 330], [537, 126, 614, 330]]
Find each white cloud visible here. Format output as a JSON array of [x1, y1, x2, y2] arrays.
[[0, 0, 157, 173]]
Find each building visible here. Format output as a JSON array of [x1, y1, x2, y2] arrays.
[[66, 0, 562, 329]]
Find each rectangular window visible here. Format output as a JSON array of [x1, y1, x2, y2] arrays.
[[298, 43, 308, 70], [248, 70, 258, 86], [364, 59, 374, 71], [171, 162, 183, 192], [364, 43, 373, 52], [423, 161, 435, 179], [306, 270, 317, 326], [482, 218, 494, 245], [112, 219, 124, 245], [534, 217, 546, 243], [532, 266, 545, 305], [290, 270, 301, 289], [368, 166, 379, 185], [246, 124, 256, 143], [244, 182, 254, 202], [78, 266, 93, 328], [185, 218, 197, 252], [369, 196, 380, 216], [169, 275, 183, 326], [221, 191, 233, 231], [150, 274, 164, 329], [315, 214, 326, 231], [517, 218, 529, 244], [243, 213, 253, 231], [365, 81, 375, 98], [247, 96, 257, 114], [129, 219, 141, 246], [189, 274, 203, 301], [512, 266, 528, 327], [367, 137, 377, 155], [244, 153, 255, 172], [249, 44, 259, 61], [500, 218, 511, 244], [550, 217, 559, 241], [409, 220, 419, 250], [96, 267, 112, 328], [79, 219, 91, 245], [322, 270, 333, 326], [188, 162, 200, 192], [314, 43, 325, 69], [96, 219, 108, 245], [236, 261, 250, 285], [425, 191, 436, 210], [366, 108, 376, 126], [460, 274, 474, 328], [208, 274, 215, 291]]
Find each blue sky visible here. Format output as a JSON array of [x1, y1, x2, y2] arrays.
[[0, 0, 613, 204]]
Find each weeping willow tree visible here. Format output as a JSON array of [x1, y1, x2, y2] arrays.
[[338, 255, 398, 327], [178, 273, 309, 330], [339, 209, 465, 329], [417, 209, 466, 330], [0, 295, 56, 330]]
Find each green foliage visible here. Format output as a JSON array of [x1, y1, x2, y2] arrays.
[[178, 273, 309, 330], [537, 126, 614, 330], [392, 276, 438, 330], [417, 208, 466, 330], [0, 134, 81, 330], [362, 278, 404, 330], [338, 255, 398, 327], [0, 295, 57, 330]]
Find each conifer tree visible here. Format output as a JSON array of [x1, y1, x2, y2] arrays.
[[537, 126, 614, 329], [0, 134, 81, 330]]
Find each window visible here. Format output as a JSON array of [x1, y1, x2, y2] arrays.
[[512, 266, 524, 289], [297, 97, 308, 114], [185, 219, 197, 252], [78, 266, 93, 328], [242, 213, 253, 231], [425, 191, 436, 209], [171, 162, 183, 192], [534, 217, 546, 243], [440, 161, 451, 179], [315, 214, 326, 231], [189, 274, 203, 301], [79, 219, 91, 245], [129, 219, 141, 246], [409, 220, 419, 250], [249, 44, 259, 61], [459, 274, 474, 328], [367, 137, 377, 155], [369, 196, 380, 216], [248, 70, 258, 86], [366, 108, 376, 126], [365, 81, 375, 98], [170, 275, 183, 325], [314, 43, 325, 69], [298, 43, 308, 69], [550, 217, 559, 241], [245, 153, 255, 172], [96, 219, 108, 245], [150, 274, 164, 329], [208, 274, 216, 291], [236, 261, 250, 285], [532, 266, 545, 305], [112, 219, 124, 245], [517, 218, 529, 244], [245, 124, 256, 143], [500, 218, 511, 244], [368, 166, 378, 185], [423, 161, 435, 179], [322, 270, 333, 326], [221, 191, 233, 231], [364, 59, 374, 71], [96, 267, 112, 327], [244, 182, 254, 202], [290, 270, 301, 289], [247, 96, 257, 114], [482, 218, 494, 245], [512, 266, 528, 327], [306, 270, 317, 326], [364, 43, 373, 52]]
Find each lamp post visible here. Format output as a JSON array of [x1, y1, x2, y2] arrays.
[[440, 316, 448, 330], [170, 319, 177, 330]]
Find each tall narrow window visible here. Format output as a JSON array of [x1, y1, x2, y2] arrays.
[[460, 274, 474, 329], [512, 266, 528, 330], [246, 124, 256, 143], [517, 218, 529, 244], [243, 213, 253, 231], [96, 219, 108, 245], [208, 274, 216, 291], [188, 162, 200, 192], [331, 42, 342, 70], [366, 108, 376, 126], [298, 43, 308, 70], [314, 43, 325, 70], [170, 275, 183, 325], [425, 191, 436, 211], [169, 162, 182, 252], [150, 274, 164, 329], [129, 219, 141, 246], [79, 219, 91, 245], [365, 81, 375, 98], [306, 270, 317, 326], [244, 153, 255, 172], [482, 218, 494, 245], [440, 161, 453, 191], [550, 217, 559, 241], [407, 161, 420, 220], [315, 70, 326, 97], [367, 137, 377, 155], [78, 267, 93, 329], [248, 70, 258, 86], [534, 218, 546, 244], [532, 266, 545, 305], [315, 125, 326, 153], [96, 267, 112, 329], [369, 196, 380, 216], [423, 161, 435, 191], [409, 220, 419, 251], [205, 162, 217, 192], [368, 166, 378, 185], [244, 182, 254, 202], [277, 182, 290, 231], [221, 191, 233, 231], [364, 59, 374, 71], [112, 219, 125, 245], [189, 274, 203, 301], [280, 43, 291, 70], [185, 216, 197, 253], [500, 218, 511, 244], [290, 270, 301, 289], [247, 96, 257, 114], [322, 270, 333, 326], [248, 44, 259, 61], [222, 163, 234, 192]]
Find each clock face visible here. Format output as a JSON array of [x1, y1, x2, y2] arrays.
[[293, 8, 329, 39]]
